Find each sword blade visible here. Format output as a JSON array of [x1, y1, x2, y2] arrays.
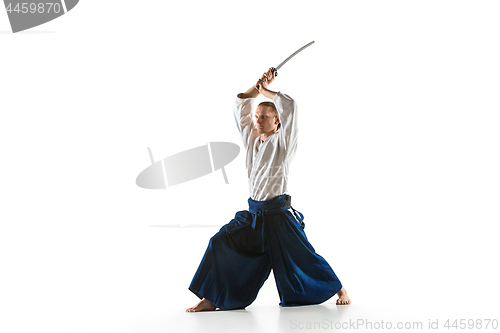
[[275, 41, 315, 70]]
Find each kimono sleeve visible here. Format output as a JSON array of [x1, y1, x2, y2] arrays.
[[273, 91, 298, 150], [233, 97, 257, 150]]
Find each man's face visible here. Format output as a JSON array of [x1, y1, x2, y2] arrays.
[[255, 106, 279, 135]]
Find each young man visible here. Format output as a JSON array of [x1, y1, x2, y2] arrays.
[[186, 68, 350, 312]]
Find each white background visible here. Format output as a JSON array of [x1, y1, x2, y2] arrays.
[[1, 1, 499, 332]]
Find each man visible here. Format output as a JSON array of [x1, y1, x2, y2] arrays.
[[186, 68, 350, 312]]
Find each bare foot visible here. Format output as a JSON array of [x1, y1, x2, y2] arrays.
[[336, 287, 351, 305], [186, 298, 217, 312]]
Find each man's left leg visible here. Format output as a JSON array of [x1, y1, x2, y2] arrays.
[[265, 209, 348, 306]]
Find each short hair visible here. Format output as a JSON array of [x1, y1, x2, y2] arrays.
[[257, 101, 281, 130], [258, 101, 277, 113]]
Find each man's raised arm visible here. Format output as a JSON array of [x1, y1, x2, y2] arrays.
[[237, 68, 278, 99], [255, 68, 277, 100], [237, 85, 259, 99]]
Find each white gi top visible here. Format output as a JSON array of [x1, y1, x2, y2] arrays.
[[233, 91, 298, 201]]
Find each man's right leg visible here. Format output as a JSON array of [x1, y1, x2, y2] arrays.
[[187, 211, 272, 311], [185, 298, 217, 312]]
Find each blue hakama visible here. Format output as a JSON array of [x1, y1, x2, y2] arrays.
[[188, 194, 342, 310]]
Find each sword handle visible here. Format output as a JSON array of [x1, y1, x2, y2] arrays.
[[257, 67, 278, 91], [270, 67, 278, 77]]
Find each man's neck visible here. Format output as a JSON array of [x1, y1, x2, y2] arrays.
[[260, 130, 276, 142]]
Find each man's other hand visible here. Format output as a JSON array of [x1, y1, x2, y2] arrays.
[[262, 68, 276, 87], [255, 68, 277, 92]]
